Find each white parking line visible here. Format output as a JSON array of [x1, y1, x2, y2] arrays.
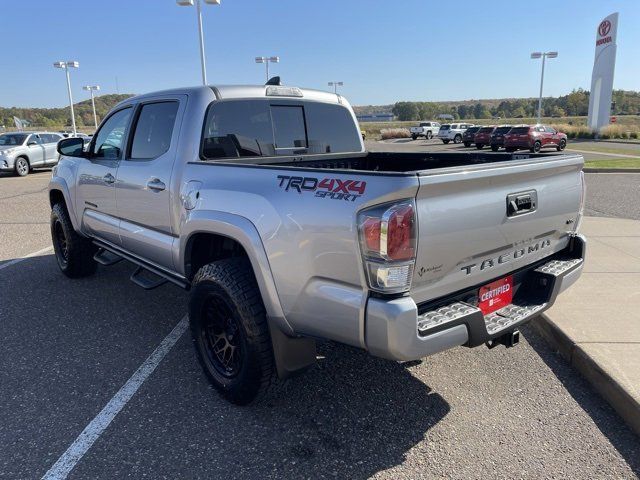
[[41, 315, 189, 480], [0, 246, 53, 271]]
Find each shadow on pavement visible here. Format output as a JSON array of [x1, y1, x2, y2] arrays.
[[522, 323, 640, 476]]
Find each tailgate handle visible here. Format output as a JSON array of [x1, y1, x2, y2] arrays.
[[507, 190, 537, 217]]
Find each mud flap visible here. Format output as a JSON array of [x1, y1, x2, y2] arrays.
[[268, 321, 317, 379]]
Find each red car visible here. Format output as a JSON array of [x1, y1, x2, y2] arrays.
[[473, 126, 496, 149], [504, 125, 567, 153]]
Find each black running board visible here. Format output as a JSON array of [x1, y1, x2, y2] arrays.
[[92, 239, 189, 290], [130, 266, 167, 290], [93, 248, 123, 266]]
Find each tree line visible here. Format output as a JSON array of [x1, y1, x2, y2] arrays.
[[388, 89, 640, 121], [0, 94, 133, 129]]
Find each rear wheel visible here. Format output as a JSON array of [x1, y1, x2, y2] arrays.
[[557, 139, 566, 151], [426, 131, 433, 140], [463, 142, 471, 147], [453, 134, 462, 144], [411, 135, 417, 140], [50, 203, 98, 278], [531, 141, 541, 153], [491, 145, 499, 152], [14, 157, 29, 177], [442, 139, 450, 144], [476, 144, 484, 150], [189, 258, 276, 405]]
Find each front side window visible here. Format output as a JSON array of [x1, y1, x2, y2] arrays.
[[92, 108, 132, 159], [130, 102, 179, 159], [27, 135, 42, 145], [545, 126, 556, 134]]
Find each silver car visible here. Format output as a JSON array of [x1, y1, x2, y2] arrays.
[[0, 131, 63, 176]]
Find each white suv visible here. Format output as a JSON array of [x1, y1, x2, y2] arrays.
[[409, 121, 441, 140], [437, 123, 474, 144]]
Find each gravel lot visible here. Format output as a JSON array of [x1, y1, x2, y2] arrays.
[[0, 168, 638, 479]]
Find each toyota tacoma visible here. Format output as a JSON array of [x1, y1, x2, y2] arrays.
[[49, 82, 586, 405]]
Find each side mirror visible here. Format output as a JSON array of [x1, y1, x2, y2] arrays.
[[27, 141, 38, 146], [57, 137, 86, 157]]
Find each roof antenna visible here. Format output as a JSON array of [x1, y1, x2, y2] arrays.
[[266, 76, 281, 86]]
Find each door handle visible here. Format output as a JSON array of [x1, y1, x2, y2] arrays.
[[103, 173, 115, 184], [147, 178, 166, 192]]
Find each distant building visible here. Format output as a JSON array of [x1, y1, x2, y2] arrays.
[[356, 113, 395, 122]]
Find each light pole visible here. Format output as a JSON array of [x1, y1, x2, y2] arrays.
[[255, 56, 279, 82], [53, 61, 80, 135], [530, 51, 558, 124], [83, 85, 101, 130], [176, 0, 221, 86], [328, 81, 344, 94]]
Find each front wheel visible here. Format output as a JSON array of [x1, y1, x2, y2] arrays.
[[476, 144, 484, 150], [453, 134, 462, 144], [557, 139, 566, 151], [50, 203, 98, 278], [463, 142, 471, 147], [14, 157, 30, 177], [189, 258, 276, 405], [442, 139, 450, 144], [426, 131, 433, 140]]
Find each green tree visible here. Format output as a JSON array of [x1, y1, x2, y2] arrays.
[[392, 102, 419, 121]]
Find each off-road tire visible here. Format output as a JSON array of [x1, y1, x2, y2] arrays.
[[14, 157, 30, 177], [557, 139, 566, 151], [189, 258, 276, 405], [50, 203, 98, 278]]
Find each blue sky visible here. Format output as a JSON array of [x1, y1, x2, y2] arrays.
[[2, 0, 638, 107]]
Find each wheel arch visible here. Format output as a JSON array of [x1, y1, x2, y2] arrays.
[[49, 178, 80, 231], [179, 210, 292, 335]]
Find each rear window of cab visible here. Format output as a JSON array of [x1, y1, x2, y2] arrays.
[[201, 99, 362, 160]]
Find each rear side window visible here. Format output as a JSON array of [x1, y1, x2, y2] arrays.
[[201, 99, 361, 160], [495, 127, 512, 134], [130, 102, 179, 159], [479, 127, 494, 133]]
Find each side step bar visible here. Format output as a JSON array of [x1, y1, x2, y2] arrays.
[[93, 248, 123, 266], [130, 266, 167, 290], [92, 239, 190, 290]]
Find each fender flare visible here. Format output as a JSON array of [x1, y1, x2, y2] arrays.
[[178, 210, 293, 336], [49, 176, 80, 232]]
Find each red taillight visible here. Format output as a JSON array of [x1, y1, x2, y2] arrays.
[[358, 201, 416, 262], [385, 204, 415, 260], [358, 200, 417, 293]]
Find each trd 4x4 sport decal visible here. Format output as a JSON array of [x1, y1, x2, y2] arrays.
[[277, 175, 366, 201]]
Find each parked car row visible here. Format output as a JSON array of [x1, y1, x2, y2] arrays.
[[414, 122, 568, 153]]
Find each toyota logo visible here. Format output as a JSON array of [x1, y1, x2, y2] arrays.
[[599, 20, 611, 37]]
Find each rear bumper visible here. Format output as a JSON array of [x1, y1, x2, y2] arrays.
[[365, 234, 586, 361]]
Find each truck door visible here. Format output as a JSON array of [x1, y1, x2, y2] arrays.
[[115, 97, 184, 269], [76, 106, 133, 246]]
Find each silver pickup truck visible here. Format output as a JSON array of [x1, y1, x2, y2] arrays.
[[49, 83, 586, 405]]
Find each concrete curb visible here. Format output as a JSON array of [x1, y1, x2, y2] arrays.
[[583, 168, 640, 173], [533, 315, 640, 437]]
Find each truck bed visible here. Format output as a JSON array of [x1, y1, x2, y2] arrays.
[[267, 151, 580, 174]]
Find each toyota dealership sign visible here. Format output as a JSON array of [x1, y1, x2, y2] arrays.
[[588, 12, 619, 131]]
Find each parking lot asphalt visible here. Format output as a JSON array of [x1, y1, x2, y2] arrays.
[[1, 169, 639, 479]]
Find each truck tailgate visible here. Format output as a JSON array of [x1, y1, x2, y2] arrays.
[[411, 154, 584, 305]]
